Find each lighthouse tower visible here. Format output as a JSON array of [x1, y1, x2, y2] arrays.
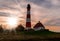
[[26, 4, 31, 29]]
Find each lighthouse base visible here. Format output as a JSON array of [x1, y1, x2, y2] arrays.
[[24, 27, 33, 31], [24, 27, 34, 31], [26, 27, 32, 30]]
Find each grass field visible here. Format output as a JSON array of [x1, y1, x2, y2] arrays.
[[0, 30, 60, 41]]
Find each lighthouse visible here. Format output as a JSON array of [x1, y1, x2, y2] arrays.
[[26, 4, 31, 29]]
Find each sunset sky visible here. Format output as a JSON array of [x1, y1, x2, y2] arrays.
[[0, 0, 60, 32]]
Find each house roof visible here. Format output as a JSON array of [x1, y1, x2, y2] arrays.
[[33, 21, 45, 29]]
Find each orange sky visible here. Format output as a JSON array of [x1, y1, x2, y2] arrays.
[[0, 0, 60, 32]]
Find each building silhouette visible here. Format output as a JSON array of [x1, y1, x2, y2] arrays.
[[26, 4, 31, 30], [33, 21, 45, 31], [25, 4, 45, 31]]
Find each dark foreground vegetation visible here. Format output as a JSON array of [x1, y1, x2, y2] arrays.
[[0, 30, 60, 41]]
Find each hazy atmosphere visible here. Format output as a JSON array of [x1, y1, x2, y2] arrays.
[[0, 0, 60, 32]]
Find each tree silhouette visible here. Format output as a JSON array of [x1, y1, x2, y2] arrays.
[[0, 24, 3, 32], [16, 24, 24, 32]]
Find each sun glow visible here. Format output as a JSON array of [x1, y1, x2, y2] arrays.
[[6, 17, 18, 29], [7, 18, 17, 26]]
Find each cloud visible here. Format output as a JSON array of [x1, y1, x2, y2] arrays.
[[28, 0, 60, 8], [0, 0, 60, 26], [0, 12, 10, 17], [27, 0, 60, 26]]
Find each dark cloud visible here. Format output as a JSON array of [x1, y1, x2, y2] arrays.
[[27, 0, 52, 8], [0, 12, 17, 17], [0, 12, 10, 17], [28, 0, 60, 9]]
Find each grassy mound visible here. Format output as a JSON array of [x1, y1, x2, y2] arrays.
[[21, 30, 56, 35]]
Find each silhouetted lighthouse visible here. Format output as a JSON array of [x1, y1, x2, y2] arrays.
[[26, 4, 31, 29]]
